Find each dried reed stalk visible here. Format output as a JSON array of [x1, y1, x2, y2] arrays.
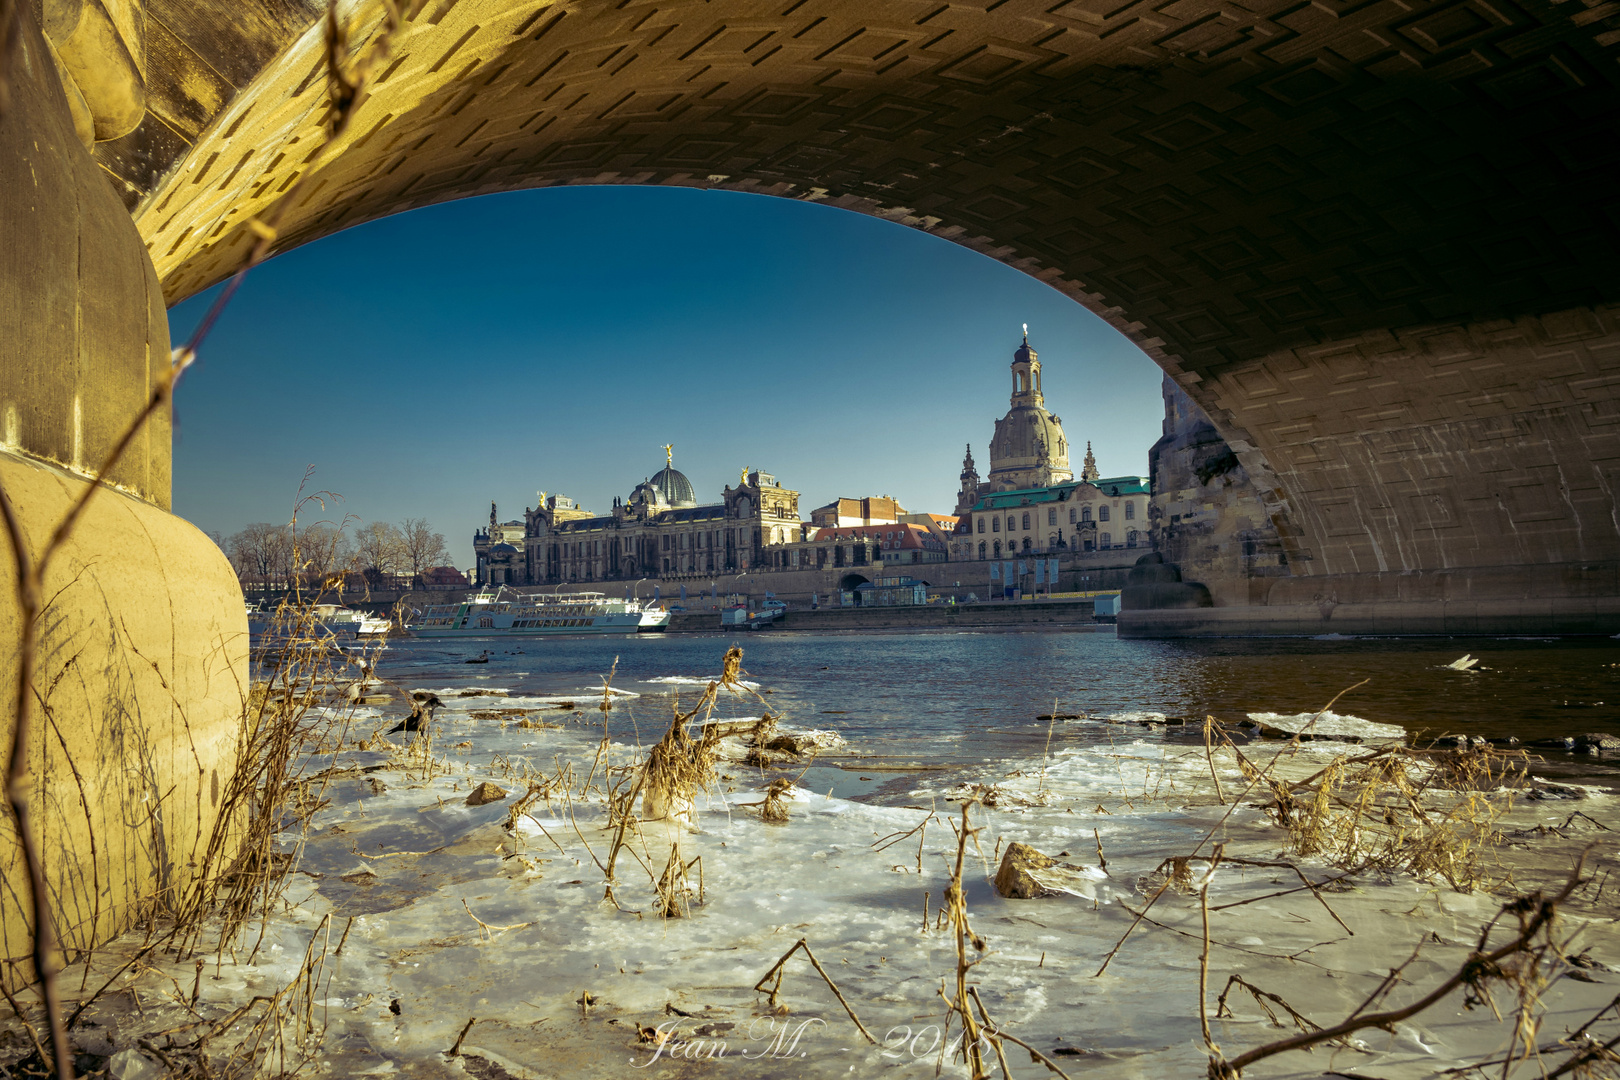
[[939, 802, 990, 1079], [1096, 680, 1370, 978], [753, 938, 876, 1044], [1252, 741, 1528, 889]]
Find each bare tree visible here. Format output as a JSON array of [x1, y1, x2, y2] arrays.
[[229, 522, 293, 588], [399, 516, 451, 577], [354, 520, 406, 575], [295, 522, 353, 582]]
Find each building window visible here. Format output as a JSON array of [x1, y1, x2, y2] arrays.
[[1048, 509, 1057, 525], [978, 542, 986, 559], [1068, 507, 1076, 524], [1022, 537, 1031, 551], [1022, 512, 1030, 530], [977, 518, 985, 533], [1082, 506, 1092, 522], [1101, 532, 1112, 546], [992, 517, 1000, 532], [1125, 502, 1135, 520], [1127, 529, 1139, 547], [1099, 506, 1110, 522], [1007, 516, 1016, 532], [993, 540, 1002, 558]]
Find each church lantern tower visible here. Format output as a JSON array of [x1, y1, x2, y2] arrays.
[[987, 327, 1075, 492], [1011, 332, 1043, 408]]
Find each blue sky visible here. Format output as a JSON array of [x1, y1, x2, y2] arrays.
[[168, 185, 1167, 567]]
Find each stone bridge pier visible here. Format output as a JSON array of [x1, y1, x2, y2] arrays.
[[3, 0, 1620, 964], [1, 4, 244, 981], [1136, 305, 1620, 635]]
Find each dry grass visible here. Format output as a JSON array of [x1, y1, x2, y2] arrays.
[[739, 777, 795, 824], [930, 802, 1073, 1080], [654, 837, 704, 919], [1239, 740, 1529, 890]]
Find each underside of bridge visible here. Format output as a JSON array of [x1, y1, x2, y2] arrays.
[[92, 0, 1620, 633], [1, 0, 1618, 979]]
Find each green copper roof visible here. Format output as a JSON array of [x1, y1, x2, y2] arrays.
[[972, 476, 1150, 511]]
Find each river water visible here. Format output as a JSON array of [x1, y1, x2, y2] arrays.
[[380, 626, 1620, 784]]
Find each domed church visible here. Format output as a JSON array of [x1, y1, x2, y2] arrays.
[[987, 331, 1075, 493], [952, 331, 1152, 561]]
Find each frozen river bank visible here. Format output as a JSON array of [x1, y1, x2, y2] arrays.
[[8, 634, 1620, 1079]]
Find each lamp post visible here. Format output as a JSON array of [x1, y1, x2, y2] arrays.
[[632, 577, 647, 600]]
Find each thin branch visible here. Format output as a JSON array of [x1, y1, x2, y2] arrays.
[[1212, 849, 1592, 1077]]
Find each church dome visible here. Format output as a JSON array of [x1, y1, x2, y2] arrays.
[[649, 466, 697, 508], [985, 331, 1074, 491], [989, 407, 1072, 486], [631, 480, 662, 506]]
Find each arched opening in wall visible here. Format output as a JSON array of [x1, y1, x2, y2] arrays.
[[165, 185, 1171, 584]]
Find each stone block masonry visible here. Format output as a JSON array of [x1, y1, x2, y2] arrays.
[[0, 10, 245, 986]]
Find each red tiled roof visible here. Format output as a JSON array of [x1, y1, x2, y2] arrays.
[[807, 523, 942, 549]]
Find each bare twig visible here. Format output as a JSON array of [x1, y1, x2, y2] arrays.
[[448, 1016, 477, 1056], [753, 938, 877, 1044], [1095, 680, 1369, 977]]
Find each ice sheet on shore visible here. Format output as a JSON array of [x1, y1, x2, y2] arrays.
[[646, 674, 762, 690], [1247, 709, 1406, 742], [26, 692, 1615, 1080]]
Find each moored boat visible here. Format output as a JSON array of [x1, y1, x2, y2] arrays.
[[406, 587, 670, 637], [356, 614, 392, 636]]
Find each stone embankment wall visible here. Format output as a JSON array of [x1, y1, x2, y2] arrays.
[[311, 554, 1139, 614], [667, 599, 1097, 633]]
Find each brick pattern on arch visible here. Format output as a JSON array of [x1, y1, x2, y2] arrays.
[[117, 0, 1620, 588]]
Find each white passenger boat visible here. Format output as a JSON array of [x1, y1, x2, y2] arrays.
[[407, 588, 670, 637], [355, 614, 392, 636]]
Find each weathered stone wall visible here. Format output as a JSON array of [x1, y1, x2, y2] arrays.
[[1201, 308, 1620, 578], [1148, 375, 1287, 606], [1124, 308, 1620, 635]]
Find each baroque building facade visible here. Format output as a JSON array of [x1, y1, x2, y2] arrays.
[[509, 452, 804, 585], [469, 333, 1157, 593]]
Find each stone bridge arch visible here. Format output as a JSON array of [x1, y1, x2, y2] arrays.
[[16, 0, 1620, 635], [11, 0, 1620, 991]]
